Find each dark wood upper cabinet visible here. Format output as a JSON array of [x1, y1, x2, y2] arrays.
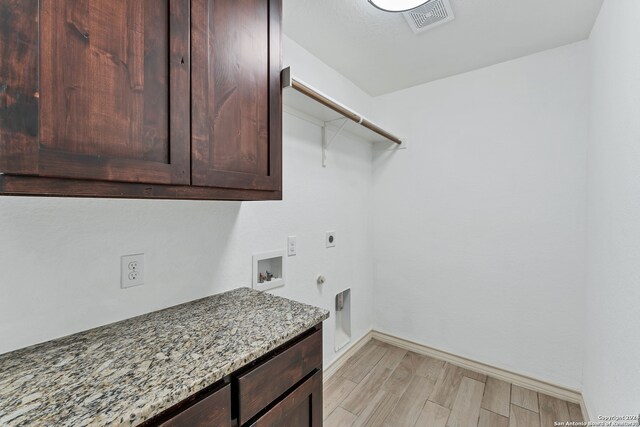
[[191, 0, 282, 193], [0, 0, 282, 200]]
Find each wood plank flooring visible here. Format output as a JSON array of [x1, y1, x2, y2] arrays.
[[324, 339, 583, 427]]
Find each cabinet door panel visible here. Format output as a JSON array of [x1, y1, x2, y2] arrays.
[[0, 0, 190, 184], [252, 370, 322, 427], [0, 0, 39, 173], [191, 0, 282, 192]]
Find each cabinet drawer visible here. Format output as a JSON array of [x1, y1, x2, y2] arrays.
[[237, 329, 322, 424], [159, 384, 231, 427]]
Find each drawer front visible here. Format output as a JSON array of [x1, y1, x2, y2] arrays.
[[159, 384, 231, 427], [238, 329, 322, 424], [251, 370, 322, 427]]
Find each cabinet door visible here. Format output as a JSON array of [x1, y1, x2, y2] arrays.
[[191, 0, 282, 193], [250, 370, 322, 427], [0, 0, 190, 185]]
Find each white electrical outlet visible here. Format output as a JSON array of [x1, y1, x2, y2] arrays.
[[287, 236, 297, 256], [326, 231, 336, 248], [121, 254, 144, 288]]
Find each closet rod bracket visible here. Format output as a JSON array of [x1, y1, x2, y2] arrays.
[[322, 118, 349, 167]]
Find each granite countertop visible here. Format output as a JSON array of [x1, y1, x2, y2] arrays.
[[0, 288, 329, 427]]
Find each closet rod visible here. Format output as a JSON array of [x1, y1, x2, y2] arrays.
[[282, 68, 402, 145]]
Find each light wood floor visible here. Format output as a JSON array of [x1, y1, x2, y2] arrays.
[[323, 339, 583, 427]]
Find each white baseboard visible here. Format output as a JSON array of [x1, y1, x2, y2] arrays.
[[322, 329, 590, 421], [371, 331, 586, 411], [323, 330, 374, 382]]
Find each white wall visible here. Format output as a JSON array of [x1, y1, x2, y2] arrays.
[[0, 36, 375, 368], [584, 0, 640, 416], [371, 42, 589, 389]]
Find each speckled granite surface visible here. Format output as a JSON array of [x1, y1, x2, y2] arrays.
[[0, 288, 328, 427]]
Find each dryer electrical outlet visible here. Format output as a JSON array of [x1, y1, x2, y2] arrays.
[[326, 231, 336, 248]]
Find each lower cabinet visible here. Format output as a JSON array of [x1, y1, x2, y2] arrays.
[[143, 325, 322, 427]]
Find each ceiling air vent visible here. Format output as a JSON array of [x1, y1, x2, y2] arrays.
[[403, 0, 455, 34]]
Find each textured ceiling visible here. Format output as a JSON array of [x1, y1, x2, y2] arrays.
[[283, 0, 604, 96]]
